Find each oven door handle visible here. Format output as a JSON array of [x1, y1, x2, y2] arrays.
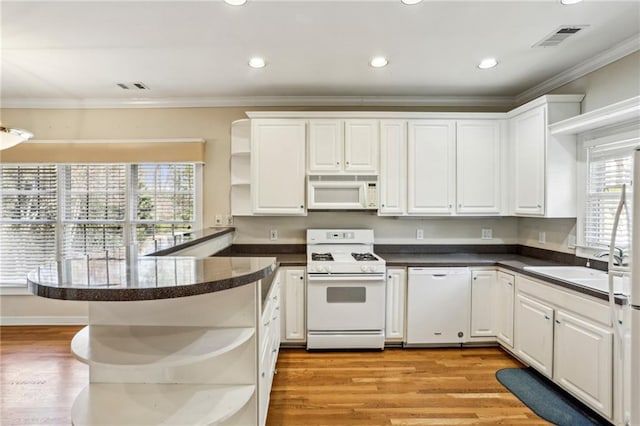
[[307, 274, 385, 282]]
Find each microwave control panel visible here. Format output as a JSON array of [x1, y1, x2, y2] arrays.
[[367, 182, 378, 208]]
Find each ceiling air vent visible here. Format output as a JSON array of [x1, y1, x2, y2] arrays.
[[116, 82, 150, 90], [533, 25, 589, 47]]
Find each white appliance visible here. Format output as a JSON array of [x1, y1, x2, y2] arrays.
[[306, 229, 386, 349], [610, 147, 639, 426], [406, 268, 471, 345], [630, 148, 640, 425], [307, 175, 378, 210]]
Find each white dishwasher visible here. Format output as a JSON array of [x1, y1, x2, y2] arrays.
[[406, 268, 471, 345]]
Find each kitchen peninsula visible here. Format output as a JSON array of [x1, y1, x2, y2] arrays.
[[27, 234, 276, 426]]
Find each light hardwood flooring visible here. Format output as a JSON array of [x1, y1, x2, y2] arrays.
[[0, 326, 547, 425]]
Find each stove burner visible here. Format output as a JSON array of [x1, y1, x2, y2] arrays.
[[311, 252, 334, 261], [351, 252, 378, 261]]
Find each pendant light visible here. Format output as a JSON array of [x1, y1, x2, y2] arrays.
[[0, 126, 34, 150]]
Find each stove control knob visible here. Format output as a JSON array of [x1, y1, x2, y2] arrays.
[[361, 265, 370, 273], [317, 266, 325, 273], [370, 265, 377, 273], [325, 265, 332, 273]]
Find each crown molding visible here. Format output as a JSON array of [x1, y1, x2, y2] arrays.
[[0, 95, 516, 110], [515, 34, 640, 106]]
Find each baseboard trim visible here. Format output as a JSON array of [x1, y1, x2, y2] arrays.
[[0, 316, 88, 326]]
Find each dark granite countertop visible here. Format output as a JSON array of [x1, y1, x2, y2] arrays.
[[218, 244, 624, 305], [144, 227, 235, 256], [28, 256, 276, 302]]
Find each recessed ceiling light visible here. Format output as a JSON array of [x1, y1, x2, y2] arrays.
[[478, 58, 498, 69], [401, 0, 423, 4], [248, 57, 266, 68], [560, 0, 582, 4], [224, 0, 247, 5], [370, 57, 388, 68]]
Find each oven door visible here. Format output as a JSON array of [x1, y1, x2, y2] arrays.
[[307, 274, 386, 331]]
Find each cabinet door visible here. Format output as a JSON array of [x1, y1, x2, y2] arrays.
[[514, 293, 554, 378], [308, 120, 343, 173], [512, 106, 546, 215], [470, 270, 497, 337], [344, 119, 379, 173], [252, 120, 306, 215], [379, 120, 407, 215], [456, 121, 501, 214], [385, 267, 406, 342], [496, 271, 515, 348], [554, 310, 613, 418], [280, 268, 306, 342], [407, 120, 455, 215]]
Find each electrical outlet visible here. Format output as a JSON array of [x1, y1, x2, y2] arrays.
[[214, 214, 223, 226], [226, 215, 234, 226], [270, 229, 278, 241], [416, 229, 424, 240], [481, 228, 493, 240], [568, 234, 576, 249], [538, 231, 546, 244]]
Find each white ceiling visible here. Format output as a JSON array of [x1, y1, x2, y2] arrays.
[[1, 0, 639, 108]]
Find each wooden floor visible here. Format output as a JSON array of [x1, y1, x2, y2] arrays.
[[0, 326, 547, 425]]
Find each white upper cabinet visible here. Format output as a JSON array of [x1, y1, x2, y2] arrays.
[[456, 120, 502, 215], [511, 106, 546, 215], [251, 119, 307, 215], [344, 120, 379, 173], [307, 120, 343, 173], [307, 119, 379, 174], [407, 120, 456, 215], [379, 120, 407, 215], [508, 95, 583, 217]]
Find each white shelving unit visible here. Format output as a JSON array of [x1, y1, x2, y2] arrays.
[[70, 281, 262, 426], [231, 119, 252, 216]]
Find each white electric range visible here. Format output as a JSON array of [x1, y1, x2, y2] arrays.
[[306, 229, 386, 350]]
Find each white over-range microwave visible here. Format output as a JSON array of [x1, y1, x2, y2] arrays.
[[307, 175, 378, 210]]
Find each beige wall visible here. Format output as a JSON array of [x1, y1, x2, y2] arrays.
[[550, 51, 640, 112], [1, 51, 639, 323]]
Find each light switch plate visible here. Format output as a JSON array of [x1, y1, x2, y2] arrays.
[[416, 229, 424, 240], [270, 229, 278, 241], [538, 231, 546, 244], [214, 214, 223, 226]]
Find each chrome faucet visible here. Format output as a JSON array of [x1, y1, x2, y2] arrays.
[[594, 246, 626, 266]]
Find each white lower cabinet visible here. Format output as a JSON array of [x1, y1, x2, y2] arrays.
[[554, 310, 613, 418], [385, 267, 406, 342], [259, 274, 281, 426], [513, 275, 616, 421], [470, 270, 497, 337], [280, 268, 306, 343], [514, 292, 555, 378], [495, 271, 514, 348]]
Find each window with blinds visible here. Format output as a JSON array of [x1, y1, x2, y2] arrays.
[[0, 162, 198, 287], [584, 143, 634, 251], [0, 165, 58, 285], [132, 164, 195, 254], [62, 164, 127, 259]]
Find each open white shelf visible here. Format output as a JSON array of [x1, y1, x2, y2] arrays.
[[549, 95, 640, 135], [71, 325, 254, 368], [71, 383, 255, 426]]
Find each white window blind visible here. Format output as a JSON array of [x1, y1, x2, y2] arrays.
[[132, 164, 195, 253], [62, 164, 127, 259], [584, 143, 634, 251], [0, 165, 58, 285], [0, 162, 199, 287]]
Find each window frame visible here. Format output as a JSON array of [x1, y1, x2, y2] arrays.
[[576, 125, 638, 261]]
